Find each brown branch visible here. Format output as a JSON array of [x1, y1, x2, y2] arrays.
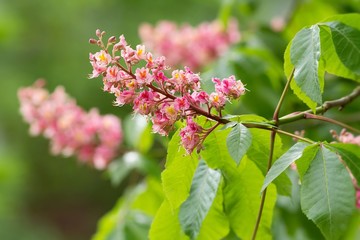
[[276, 86, 360, 126]]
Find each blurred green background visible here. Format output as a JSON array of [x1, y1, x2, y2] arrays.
[[1, 0, 360, 239]]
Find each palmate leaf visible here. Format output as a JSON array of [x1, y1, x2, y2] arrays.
[[226, 123, 252, 165], [287, 25, 325, 112], [301, 145, 355, 240], [261, 142, 311, 193], [179, 160, 222, 239]]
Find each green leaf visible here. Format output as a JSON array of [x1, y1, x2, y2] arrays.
[[197, 181, 230, 239], [162, 130, 198, 210], [247, 128, 292, 196], [320, 13, 360, 82], [202, 127, 237, 171], [319, 25, 359, 81], [131, 177, 164, 216], [226, 123, 252, 165], [179, 160, 222, 239], [327, 143, 360, 184], [223, 157, 276, 239], [301, 145, 355, 240], [327, 21, 360, 75], [149, 200, 188, 240], [93, 180, 156, 240], [295, 143, 319, 181], [289, 25, 325, 111], [261, 142, 310, 193]]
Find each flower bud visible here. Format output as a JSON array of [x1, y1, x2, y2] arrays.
[[89, 38, 97, 44]]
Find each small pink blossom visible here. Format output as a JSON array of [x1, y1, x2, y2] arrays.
[[89, 50, 112, 78], [113, 89, 137, 106], [152, 111, 173, 136], [105, 65, 121, 82], [133, 90, 158, 115], [180, 117, 203, 154], [135, 67, 153, 85], [191, 91, 209, 105], [209, 92, 226, 109], [174, 97, 190, 114]]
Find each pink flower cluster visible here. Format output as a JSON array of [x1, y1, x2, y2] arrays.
[[332, 129, 360, 208], [138, 19, 240, 70], [18, 80, 122, 169], [89, 30, 246, 154]]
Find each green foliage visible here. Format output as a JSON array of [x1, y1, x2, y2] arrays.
[[261, 141, 310, 192], [226, 123, 252, 165], [285, 13, 360, 111], [223, 157, 277, 240], [179, 160, 221, 239], [202, 127, 237, 171], [300, 145, 355, 240], [247, 128, 292, 196], [161, 130, 198, 210], [290, 25, 324, 110], [327, 143, 360, 184], [93, 177, 163, 240], [295, 144, 320, 181], [326, 21, 360, 75]]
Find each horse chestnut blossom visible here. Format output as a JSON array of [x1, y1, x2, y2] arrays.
[[138, 19, 240, 70], [18, 80, 123, 169], [88, 29, 246, 154]]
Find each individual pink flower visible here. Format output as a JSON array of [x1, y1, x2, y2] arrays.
[[105, 65, 121, 82], [113, 89, 137, 106], [135, 67, 153, 85], [151, 111, 173, 136], [133, 90, 158, 115], [18, 80, 123, 170], [209, 92, 226, 109], [191, 91, 209, 105], [174, 96, 190, 114], [89, 50, 112, 78]]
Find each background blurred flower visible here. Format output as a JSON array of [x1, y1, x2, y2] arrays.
[[18, 80, 123, 169]]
